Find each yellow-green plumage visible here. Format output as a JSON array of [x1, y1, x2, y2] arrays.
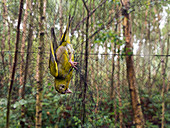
[[49, 24, 74, 94]]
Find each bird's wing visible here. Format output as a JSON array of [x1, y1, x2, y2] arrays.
[[49, 38, 58, 77]]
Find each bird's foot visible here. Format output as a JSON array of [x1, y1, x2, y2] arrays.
[[65, 88, 72, 93], [69, 60, 78, 69]]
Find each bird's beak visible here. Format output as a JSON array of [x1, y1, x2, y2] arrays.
[[65, 88, 72, 93]]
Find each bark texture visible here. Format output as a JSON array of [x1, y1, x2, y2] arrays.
[[35, 0, 45, 127], [122, 0, 145, 127]]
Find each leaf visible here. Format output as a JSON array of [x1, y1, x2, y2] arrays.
[[42, 102, 49, 106], [128, 8, 134, 13], [57, 107, 61, 115], [48, 82, 51, 86], [128, 51, 133, 55], [46, 93, 53, 97], [98, 23, 103, 27]]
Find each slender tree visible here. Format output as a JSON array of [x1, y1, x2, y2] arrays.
[[160, 12, 169, 128], [165, 30, 169, 93], [121, 0, 145, 127], [35, 0, 45, 127], [20, 1, 34, 127], [110, 8, 117, 123], [6, 0, 24, 127], [1, 0, 7, 69], [160, 31, 165, 128], [92, 0, 99, 114], [117, 9, 123, 128], [19, 0, 29, 127], [104, 2, 109, 88], [7, 21, 12, 74], [0, 0, 8, 86], [82, 0, 89, 125], [147, 2, 152, 95]]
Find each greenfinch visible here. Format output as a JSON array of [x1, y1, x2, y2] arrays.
[[49, 23, 77, 94]]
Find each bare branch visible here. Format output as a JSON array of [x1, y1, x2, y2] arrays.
[[82, 0, 89, 12]]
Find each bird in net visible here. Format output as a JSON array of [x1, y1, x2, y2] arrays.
[[49, 22, 77, 94]]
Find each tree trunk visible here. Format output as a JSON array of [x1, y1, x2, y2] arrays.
[[88, 0, 92, 86], [35, 0, 45, 127], [95, 44, 99, 114], [1, 0, 7, 69], [147, 4, 152, 95], [79, 8, 84, 100], [122, 0, 145, 127], [110, 21, 117, 124], [160, 33, 165, 128], [165, 31, 169, 92], [19, 0, 29, 127], [6, 0, 24, 127], [92, 0, 99, 114], [82, 0, 89, 125], [117, 13, 123, 128], [7, 22, 12, 73], [43, 0, 47, 32], [110, 41, 117, 123], [103, 2, 109, 88], [117, 45, 123, 128], [142, 10, 148, 88], [159, 12, 169, 128], [1, 0, 8, 86]]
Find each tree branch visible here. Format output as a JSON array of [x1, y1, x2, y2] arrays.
[[82, 0, 89, 12], [72, 0, 107, 34]]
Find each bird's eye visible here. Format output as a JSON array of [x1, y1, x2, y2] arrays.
[[61, 85, 65, 88]]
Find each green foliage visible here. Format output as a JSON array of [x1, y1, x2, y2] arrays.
[[94, 30, 125, 51], [0, 98, 7, 128], [72, 116, 81, 126], [145, 120, 159, 128]]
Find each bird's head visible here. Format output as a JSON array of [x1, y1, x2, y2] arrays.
[[54, 78, 72, 94]]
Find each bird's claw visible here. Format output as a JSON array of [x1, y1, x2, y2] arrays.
[[65, 88, 72, 93], [69, 61, 78, 70]]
